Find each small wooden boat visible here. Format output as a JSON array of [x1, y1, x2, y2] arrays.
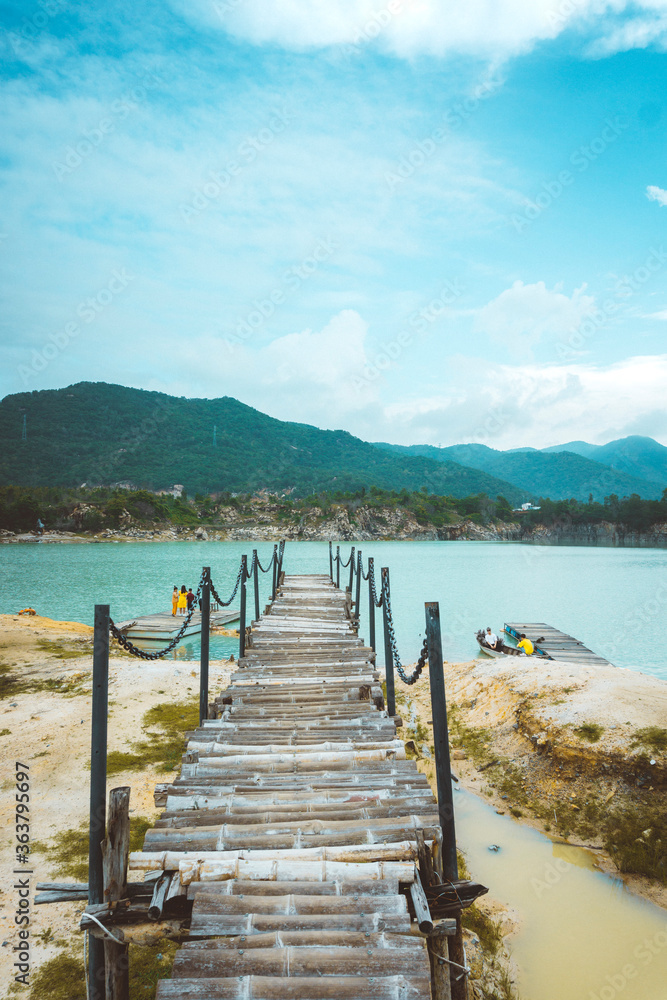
[[475, 629, 552, 659]]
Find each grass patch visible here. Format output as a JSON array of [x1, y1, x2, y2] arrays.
[[36, 638, 90, 659], [12, 939, 179, 1000], [0, 662, 90, 699], [0, 727, 11, 736], [604, 805, 667, 883], [573, 722, 604, 743], [107, 697, 200, 774], [18, 952, 87, 1000], [33, 815, 155, 881], [447, 704, 493, 766], [128, 940, 179, 999], [630, 727, 667, 753], [461, 904, 503, 956]]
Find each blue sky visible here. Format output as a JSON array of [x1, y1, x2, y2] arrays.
[[1, 0, 667, 449]]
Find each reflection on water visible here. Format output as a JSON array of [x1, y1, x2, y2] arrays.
[[455, 787, 667, 1000]]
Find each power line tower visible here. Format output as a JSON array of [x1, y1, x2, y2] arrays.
[[22, 414, 27, 441]]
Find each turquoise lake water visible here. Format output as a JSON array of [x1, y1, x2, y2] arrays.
[[2, 539, 666, 678]]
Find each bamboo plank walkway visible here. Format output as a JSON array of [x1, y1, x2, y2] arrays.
[[504, 622, 613, 667], [131, 573, 437, 998]]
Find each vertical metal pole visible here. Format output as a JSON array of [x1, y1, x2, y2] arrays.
[[381, 568, 396, 718], [89, 604, 109, 1000], [252, 549, 260, 622], [239, 555, 248, 659], [328, 541, 333, 582], [199, 568, 210, 726], [354, 549, 362, 623], [271, 545, 278, 601], [335, 546, 340, 589], [368, 557, 376, 653], [348, 545, 355, 594], [425, 601, 458, 882]]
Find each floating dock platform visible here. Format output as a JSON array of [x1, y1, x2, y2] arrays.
[[116, 609, 239, 642], [504, 622, 612, 667]]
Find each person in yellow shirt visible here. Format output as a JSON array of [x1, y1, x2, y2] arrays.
[[517, 633, 534, 655]]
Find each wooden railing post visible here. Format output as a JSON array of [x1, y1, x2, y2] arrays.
[[368, 557, 376, 653], [199, 567, 210, 726], [271, 545, 278, 601], [354, 549, 362, 624], [252, 549, 260, 622], [335, 545, 340, 589], [425, 601, 467, 1000], [348, 545, 355, 594], [239, 555, 248, 659], [328, 541, 333, 582], [381, 568, 396, 717], [89, 604, 109, 1000], [102, 787, 130, 1000]]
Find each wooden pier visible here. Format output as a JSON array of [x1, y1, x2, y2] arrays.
[[504, 622, 612, 667], [125, 574, 445, 998], [115, 609, 238, 642]]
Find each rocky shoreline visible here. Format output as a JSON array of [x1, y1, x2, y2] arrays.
[[3, 508, 667, 547]]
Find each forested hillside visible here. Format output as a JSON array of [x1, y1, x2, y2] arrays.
[[375, 440, 664, 502], [0, 383, 526, 501]]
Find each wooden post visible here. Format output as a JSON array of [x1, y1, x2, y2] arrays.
[[335, 545, 340, 589], [239, 555, 248, 659], [199, 567, 210, 727], [89, 604, 109, 1000], [354, 549, 362, 624], [252, 550, 260, 622], [271, 545, 278, 601], [368, 557, 376, 653], [328, 541, 333, 582], [348, 546, 355, 594], [381, 568, 396, 718], [425, 602, 467, 1000], [102, 787, 131, 1000]]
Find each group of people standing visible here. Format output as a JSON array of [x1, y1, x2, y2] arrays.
[[172, 585, 196, 616]]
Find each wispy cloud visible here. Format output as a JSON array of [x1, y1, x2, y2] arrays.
[[647, 184, 667, 206]]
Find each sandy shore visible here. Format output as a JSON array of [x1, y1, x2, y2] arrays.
[[0, 613, 233, 989], [400, 654, 667, 909]]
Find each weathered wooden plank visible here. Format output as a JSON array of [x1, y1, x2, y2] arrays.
[[156, 974, 431, 999]]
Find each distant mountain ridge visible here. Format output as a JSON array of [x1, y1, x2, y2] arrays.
[[373, 439, 666, 502], [542, 436, 667, 485], [0, 382, 527, 501]]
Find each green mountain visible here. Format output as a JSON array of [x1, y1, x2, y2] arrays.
[[0, 383, 528, 502], [374, 441, 665, 502], [543, 436, 667, 486]]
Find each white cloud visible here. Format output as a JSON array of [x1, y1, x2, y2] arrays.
[[473, 281, 596, 358], [377, 355, 667, 449], [170, 0, 667, 59], [647, 184, 667, 206]]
